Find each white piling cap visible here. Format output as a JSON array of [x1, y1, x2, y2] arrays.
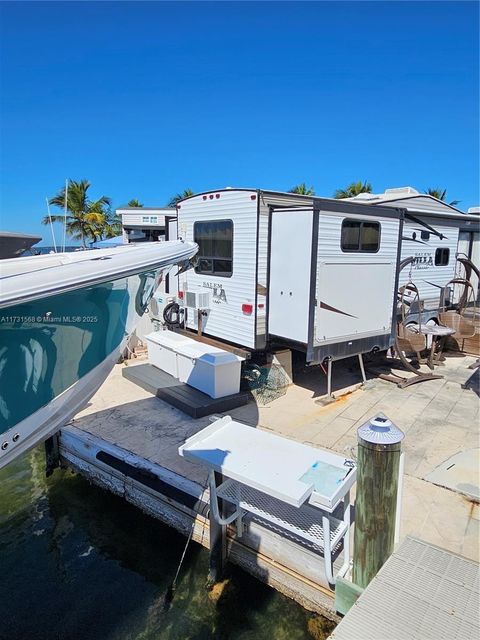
[[357, 414, 405, 446]]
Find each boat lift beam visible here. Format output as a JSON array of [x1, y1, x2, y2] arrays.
[[45, 433, 60, 477]]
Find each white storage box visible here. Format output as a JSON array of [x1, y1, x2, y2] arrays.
[[145, 331, 192, 378], [177, 343, 244, 398]]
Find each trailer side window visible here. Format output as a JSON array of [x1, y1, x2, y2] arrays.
[[194, 220, 233, 277], [341, 220, 380, 252], [435, 247, 450, 266]]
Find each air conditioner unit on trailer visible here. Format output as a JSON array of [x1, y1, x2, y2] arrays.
[[185, 290, 210, 310]]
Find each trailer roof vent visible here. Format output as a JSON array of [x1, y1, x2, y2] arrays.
[[352, 192, 376, 201], [384, 186, 419, 196]]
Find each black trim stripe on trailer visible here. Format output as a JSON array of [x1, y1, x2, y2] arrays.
[[254, 189, 260, 349], [265, 205, 274, 346], [390, 215, 405, 343], [307, 208, 319, 362], [319, 301, 358, 319]]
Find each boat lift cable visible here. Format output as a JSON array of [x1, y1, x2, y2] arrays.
[[163, 476, 210, 610], [163, 522, 195, 608]]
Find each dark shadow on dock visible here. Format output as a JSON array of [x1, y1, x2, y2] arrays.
[[462, 367, 480, 397], [291, 354, 378, 400]]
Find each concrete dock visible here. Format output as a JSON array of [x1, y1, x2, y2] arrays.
[[58, 351, 479, 617]]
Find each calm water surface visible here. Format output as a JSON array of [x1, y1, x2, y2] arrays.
[[0, 447, 326, 640]]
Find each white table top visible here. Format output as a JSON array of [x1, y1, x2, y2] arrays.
[[415, 324, 456, 336], [178, 416, 355, 508]]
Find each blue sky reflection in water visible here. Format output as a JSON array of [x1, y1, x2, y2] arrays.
[[0, 447, 320, 640]]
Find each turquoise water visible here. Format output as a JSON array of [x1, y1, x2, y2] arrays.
[[0, 447, 331, 640]]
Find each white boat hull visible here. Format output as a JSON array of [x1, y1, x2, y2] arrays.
[[0, 344, 124, 468], [0, 241, 197, 468]]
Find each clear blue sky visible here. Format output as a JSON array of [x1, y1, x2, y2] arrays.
[[0, 1, 478, 243]]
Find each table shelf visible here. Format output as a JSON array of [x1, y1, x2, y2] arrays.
[[217, 478, 347, 552]]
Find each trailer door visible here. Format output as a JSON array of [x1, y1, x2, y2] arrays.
[[314, 214, 399, 346], [269, 209, 313, 344]]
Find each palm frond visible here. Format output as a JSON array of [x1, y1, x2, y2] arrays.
[[42, 214, 70, 225], [167, 189, 194, 208], [334, 180, 372, 199], [288, 183, 315, 195], [425, 188, 459, 207]]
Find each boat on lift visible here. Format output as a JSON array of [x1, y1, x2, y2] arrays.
[[0, 231, 42, 259], [0, 240, 197, 468]]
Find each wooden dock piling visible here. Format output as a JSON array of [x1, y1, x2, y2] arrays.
[[44, 433, 60, 477], [352, 416, 404, 589]]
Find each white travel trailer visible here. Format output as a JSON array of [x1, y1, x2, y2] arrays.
[[175, 189, 404, 365], [349, 188, 480, 318]]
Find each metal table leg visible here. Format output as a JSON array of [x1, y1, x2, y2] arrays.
[[209, 470, 243, 526], [327, 359, 333, 398], [358, 354, 367, 385]]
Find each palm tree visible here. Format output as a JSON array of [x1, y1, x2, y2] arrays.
[[288, 183, 315, 195], [127, 199, 143, 207], [167, 189, 194, 208], [42, 179, 111, 247], [334, 180, 372, 199], [424, 188, 460, 207], [102, 212, 123, 239]]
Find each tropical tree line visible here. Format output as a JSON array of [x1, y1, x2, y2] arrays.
[[42, 180, 118, 248], [288, 181, 459, 205], [42, 180, 197, 246], [43, 179, 459, 247], [166, 185, 460, 206]]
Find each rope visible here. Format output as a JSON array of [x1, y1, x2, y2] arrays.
[[163, 474, 211, 610]]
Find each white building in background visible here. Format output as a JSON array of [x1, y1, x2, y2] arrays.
[[116, 206, 179, 348], [116, 207, 177, 244]]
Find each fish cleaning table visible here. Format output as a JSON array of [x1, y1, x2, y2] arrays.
[[179, 416, 356, 585]]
